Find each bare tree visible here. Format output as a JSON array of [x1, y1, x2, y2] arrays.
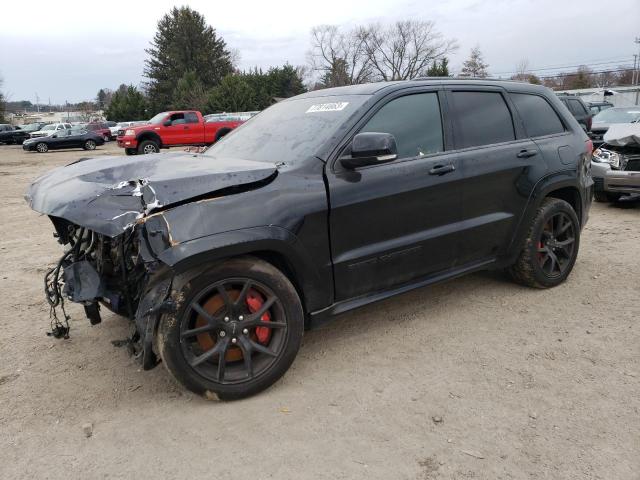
[[308, 25, 372, 87], [360, 21, 457, 81], [460, 46, 489, 78], [0, 76, 5, 123]]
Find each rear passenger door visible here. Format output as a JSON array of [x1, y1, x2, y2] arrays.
[[183, 111, 202, 144], [444, 88, 543, 265]]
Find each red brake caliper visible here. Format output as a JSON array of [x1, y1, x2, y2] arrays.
[[245, 289, 272, 344]]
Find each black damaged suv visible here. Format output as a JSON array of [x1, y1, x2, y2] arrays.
[[27, 79, 593, 399]]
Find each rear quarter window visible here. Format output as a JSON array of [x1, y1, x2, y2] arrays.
[[448, 91, 515, 149], [511, 93, 565, 138]]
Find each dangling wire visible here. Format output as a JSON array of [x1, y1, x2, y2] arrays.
[[44, 250, 72, 339]]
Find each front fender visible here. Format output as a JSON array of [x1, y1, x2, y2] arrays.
[[147, 224, 330, 314]]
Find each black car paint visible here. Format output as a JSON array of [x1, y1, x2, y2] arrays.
[[0, 123, 46, 144], [22, 130, 104, 151], [26, 79, 592, 366]]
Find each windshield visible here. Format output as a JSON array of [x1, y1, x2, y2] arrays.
[[41, 125, 55, 131], [149, 112, 169, 124], [204, 95, 369, 164], [21, 124, 41, 131], [593, 108, 640, 124]]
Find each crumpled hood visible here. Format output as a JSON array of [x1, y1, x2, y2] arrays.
[[25, 151, 277, 237]]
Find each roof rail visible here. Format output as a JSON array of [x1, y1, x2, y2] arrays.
[[411, 76, 522, 83]]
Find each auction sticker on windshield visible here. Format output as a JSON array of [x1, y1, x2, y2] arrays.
[[306, 102, 349, 113]]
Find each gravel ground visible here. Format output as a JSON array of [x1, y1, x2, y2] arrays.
[[0, 143, 638, 479]]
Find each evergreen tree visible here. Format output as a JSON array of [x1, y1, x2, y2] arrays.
[[207, 75, 255, 113], [242, 68, 275, 110], [144, 6, 233, 111], [426, 58, 450, 77], [172, 71, 209, 112], [460, 46, 489, 78], [267, 65, 306, 98], [104, 85, 148, 121]]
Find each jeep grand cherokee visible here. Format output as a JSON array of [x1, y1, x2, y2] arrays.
[[26, 79, 593, 399]]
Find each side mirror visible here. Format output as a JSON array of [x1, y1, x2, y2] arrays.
[[163, 120, 172, 127], [340, 132, 398, 170]]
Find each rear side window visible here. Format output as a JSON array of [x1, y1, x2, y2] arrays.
[[449, 91, 515, 148], [360, 93, 443, 159], [185, 112, 199, 124], [567, 99, 587, 116], [511, 93, 565, 137]]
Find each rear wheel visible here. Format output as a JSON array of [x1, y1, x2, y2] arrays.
[[83, 140, 96, 150], [138, 140, 159, 154], [36, 142, 48, 153], [157, 257, 304, 400], [103, 134, 110, 142], [509, 198, 580, 288]]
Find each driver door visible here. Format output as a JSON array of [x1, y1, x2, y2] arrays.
[[326, 89, 465, 301]]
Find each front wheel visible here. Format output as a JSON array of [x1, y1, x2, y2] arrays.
[[138, 140, 159, 154], [125, 148, 136, 156], [83, 140, 96, 150], [509, 198, 580, 288], [35, 142, 48, 153], [157, 257, 304, 400]]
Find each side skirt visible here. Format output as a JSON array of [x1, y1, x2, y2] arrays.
[[307, 257, 496, 329]]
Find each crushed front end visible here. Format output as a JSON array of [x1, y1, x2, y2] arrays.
[[24, 151, 278, 370], [44, 216, 173, 369]]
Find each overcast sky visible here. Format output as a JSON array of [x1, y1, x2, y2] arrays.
[[0, 0, 638, 104]]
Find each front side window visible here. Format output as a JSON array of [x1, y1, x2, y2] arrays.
[[360, 93, 443, 159], [449, 91, 515, 149], [511, 93, 565, 137]]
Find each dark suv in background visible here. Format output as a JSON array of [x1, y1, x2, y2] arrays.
[[27, 79, 593, 399], [558, 95, 593, 133]]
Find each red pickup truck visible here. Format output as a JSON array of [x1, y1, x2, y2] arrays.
[[117, 110, 249, 155]]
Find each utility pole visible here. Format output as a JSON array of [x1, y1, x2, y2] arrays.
[[35, 93, 40, 113]]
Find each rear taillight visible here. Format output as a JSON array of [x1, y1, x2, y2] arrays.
[[586, 116, 592, 132], [586, 139, 593, 155]]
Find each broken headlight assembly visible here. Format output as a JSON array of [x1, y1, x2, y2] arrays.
[[592, 148, 620, 169]]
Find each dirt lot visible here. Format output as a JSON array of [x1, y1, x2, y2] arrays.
[[0, 142, 638, 479]]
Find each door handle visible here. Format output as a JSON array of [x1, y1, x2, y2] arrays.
[[429, 164, 456, 175], [517, 149, 538, 158]]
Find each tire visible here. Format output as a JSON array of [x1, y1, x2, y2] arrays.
[[83, 140, 96, 150], [36, 142, 48, 153], [509, 198, 580, 289], [138, 140, 159, 155], [103, 134, 110, 142], [215, 128, 232, 143], [125, 148, 137, 156], [157, 256, 304, 400]]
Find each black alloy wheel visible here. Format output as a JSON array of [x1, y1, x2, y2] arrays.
[[536, 212, 576, 278], [158, 257, 304, 400]]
